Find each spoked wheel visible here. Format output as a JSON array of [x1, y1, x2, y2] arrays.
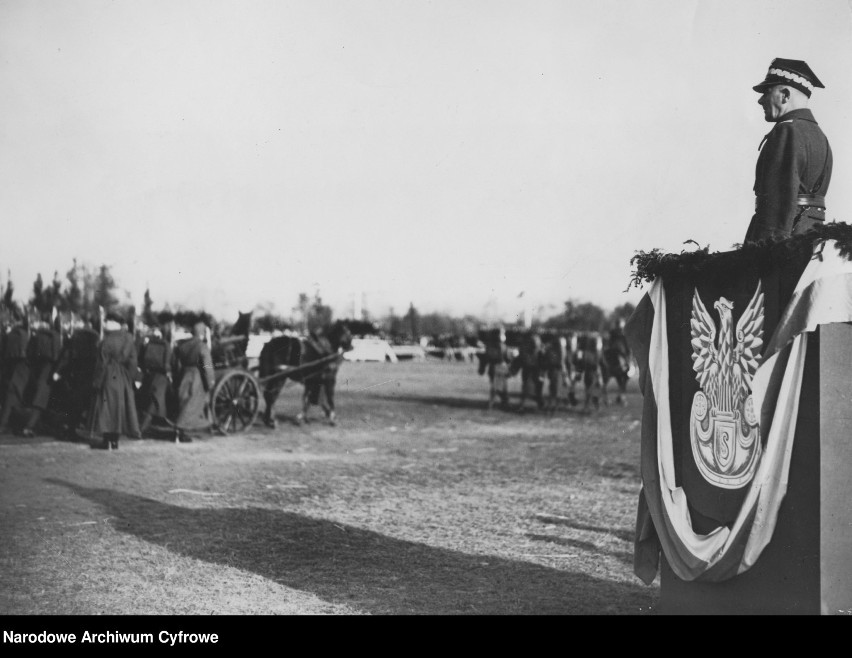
[[210, 370, 261, 434]]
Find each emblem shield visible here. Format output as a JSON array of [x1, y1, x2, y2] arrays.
[[689, 282, 765, 489]]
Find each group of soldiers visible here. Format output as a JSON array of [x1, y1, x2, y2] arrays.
[[0, 306, 216, 448], [477, 320, 632, 414]]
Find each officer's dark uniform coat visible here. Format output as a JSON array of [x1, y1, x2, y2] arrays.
[[172, 336, 214, 431], [138, 336, 173, 421], [0, 326, 31, 421], [54, 327, 100, 431], [86, 329, 141, 439], [26, 326, 62, 412], [744, 108, 832, 242]]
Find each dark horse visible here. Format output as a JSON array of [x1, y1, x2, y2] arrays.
[[510, 331, 545, 413], [539, 331, 569, 415], [211, 311, 253, 369], [602, 321, 631, 405], [574, 332, 608, 412], [258, 321, 353, 428], [476, 328, 511, 410]]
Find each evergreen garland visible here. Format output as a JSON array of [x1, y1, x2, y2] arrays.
[[627, 221, 852, 290]]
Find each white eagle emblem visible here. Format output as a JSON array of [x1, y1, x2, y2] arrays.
[[689, 281, 765, 489]]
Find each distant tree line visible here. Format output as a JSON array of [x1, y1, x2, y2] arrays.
[[0, 260, 636, 337], [376, 299, 636, 344], [540, 300, 635, 333], [0, 260, 129, 319]]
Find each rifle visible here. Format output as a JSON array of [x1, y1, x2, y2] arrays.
[[167, 320, 176, 384], [23, 305, 33, 336], [127, 305, 137, 339], [51, 306, 62, 349], [167, 320, 176, 350]]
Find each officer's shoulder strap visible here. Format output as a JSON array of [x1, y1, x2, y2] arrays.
[[759, 118, 797, 150]]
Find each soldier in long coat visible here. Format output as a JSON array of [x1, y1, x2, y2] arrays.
[[21, 315, 62, 438], [744, 58, 832, 242], [137, 325, 173, 435], [86, 314, 141, 449], [172, 322, 214, 441], [54, 315, 100, 440], [0, 313, 30, 433]]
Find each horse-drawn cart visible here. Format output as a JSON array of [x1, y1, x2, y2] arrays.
[[208, 348, 345, 434], [203, 315, 352, 434]]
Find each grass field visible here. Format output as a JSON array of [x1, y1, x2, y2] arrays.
[[0, 359, 659, 615]]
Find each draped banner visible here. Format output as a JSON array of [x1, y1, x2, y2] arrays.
[[626, 239, 852, 584]]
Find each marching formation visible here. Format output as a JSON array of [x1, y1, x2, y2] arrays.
[[475, 320, 633, 414], [0, 306, 215, 448]]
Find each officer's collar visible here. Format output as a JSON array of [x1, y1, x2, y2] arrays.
[[773, 108, 817, 124]]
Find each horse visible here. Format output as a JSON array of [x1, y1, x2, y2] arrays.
[[563, 331, 580, 407], [574, 332, 608, 412], [257, 320, 353, 427], [602, 323, 631, 405], [211, 311, 252, 369], [476, 328, 511, 410], [539, 332, 568, 415], [511, 331, 544, 413]]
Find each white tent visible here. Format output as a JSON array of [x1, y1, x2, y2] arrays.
[[343, 337, 399, 363]]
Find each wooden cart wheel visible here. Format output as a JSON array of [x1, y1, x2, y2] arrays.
[[210, 370, 261, 434]]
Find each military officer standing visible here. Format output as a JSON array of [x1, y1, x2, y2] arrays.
[[21, 311, 62, 438], [0, 310, 30, 433], [86, 311, 141, 450], [137, 323, 173, 436], [53, 312, 100, 441], [172, 321, 214, 442], [744, 58, 832, 243]]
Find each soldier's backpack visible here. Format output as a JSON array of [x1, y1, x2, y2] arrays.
[[31, 328, 61, 362], [142, 338, 169, 373], [485, 341, 504, 363], [542, 338, 565, 369], [520, 333, 542, 368], [3, 327, 29, 360]]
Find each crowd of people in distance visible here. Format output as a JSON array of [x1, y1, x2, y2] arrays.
[[0, 307, 215, 449]]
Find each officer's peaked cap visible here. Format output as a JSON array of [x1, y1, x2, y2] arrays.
[[753, 58, 824, 98]]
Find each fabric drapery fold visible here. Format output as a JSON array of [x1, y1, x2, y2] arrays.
[[627, 239, 852, 583]]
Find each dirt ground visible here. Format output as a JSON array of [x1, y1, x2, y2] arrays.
[[0, 358, 659, 615]]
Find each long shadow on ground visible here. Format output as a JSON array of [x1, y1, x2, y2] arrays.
[[49, 479, 656, 615], [524, 533, 634, 566], [533, 515, 636, 543], [370, 393, 491, 411], [371, 393, 588, 417]]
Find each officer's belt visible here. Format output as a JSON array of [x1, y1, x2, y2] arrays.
[[797, 194, 826, 209]]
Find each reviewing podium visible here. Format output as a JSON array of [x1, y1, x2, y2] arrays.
[[626, 231, 852, 615]]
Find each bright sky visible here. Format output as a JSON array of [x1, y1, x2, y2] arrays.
[[2, 0, 851, 324]]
